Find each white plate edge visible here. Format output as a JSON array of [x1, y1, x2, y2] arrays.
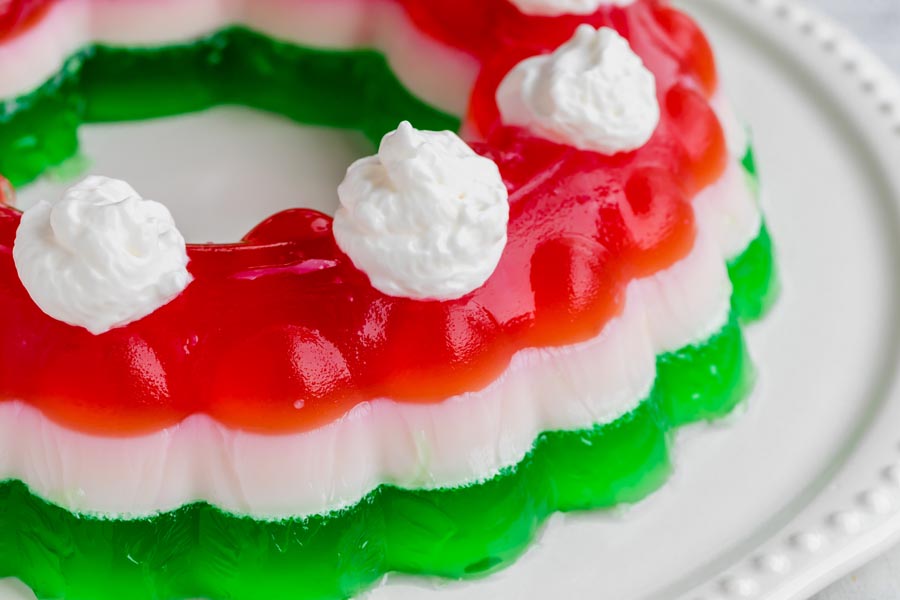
[[679, 1, 900, 599]]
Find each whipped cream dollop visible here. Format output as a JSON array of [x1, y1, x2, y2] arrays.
[[13, 176, 192, 335], [508, 0, 634, 16], [333, 121, 509, 300], [496, 25, 659, 155]]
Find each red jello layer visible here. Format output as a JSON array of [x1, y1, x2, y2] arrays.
[[0, 0, 726, 434], [0, 0, 53, 42]]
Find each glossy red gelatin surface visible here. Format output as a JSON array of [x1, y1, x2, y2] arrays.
[[0, 0, 53, 41], [0, 0, 726, 434]]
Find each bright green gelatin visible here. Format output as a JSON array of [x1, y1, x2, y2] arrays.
[[729, 224, 778, 323], [729, 147, 779, 323], [0, 27, 459, 188], [0, 26, 779, 600]]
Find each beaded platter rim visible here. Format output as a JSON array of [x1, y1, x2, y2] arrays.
[[678, 0, 900, 599]]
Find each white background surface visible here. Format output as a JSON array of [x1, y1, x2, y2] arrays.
[[810, 3, 900, 599]]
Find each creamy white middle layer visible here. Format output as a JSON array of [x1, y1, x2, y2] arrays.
[[0, 157, 760, 520]]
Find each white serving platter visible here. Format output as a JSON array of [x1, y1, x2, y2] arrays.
[[3, 0, 900, 599]]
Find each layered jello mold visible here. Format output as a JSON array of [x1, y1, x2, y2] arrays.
[[0, 1, 778, 599]]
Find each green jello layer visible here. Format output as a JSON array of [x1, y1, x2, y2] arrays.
[[0, 224, 775, 600], [0, 27, 459, 187], [729, 224, 778, 323], [729, 147, 779, 323]]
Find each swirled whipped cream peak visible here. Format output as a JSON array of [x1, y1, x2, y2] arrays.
[[333, 121, 509, 300], [496, 24, 659, 154], [508, 0, 634, 17], [13, 176, 192, 335]]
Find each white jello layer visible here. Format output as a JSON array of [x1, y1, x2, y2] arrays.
[[0, 0, 479, 115], [0, 158, 759, 520]]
